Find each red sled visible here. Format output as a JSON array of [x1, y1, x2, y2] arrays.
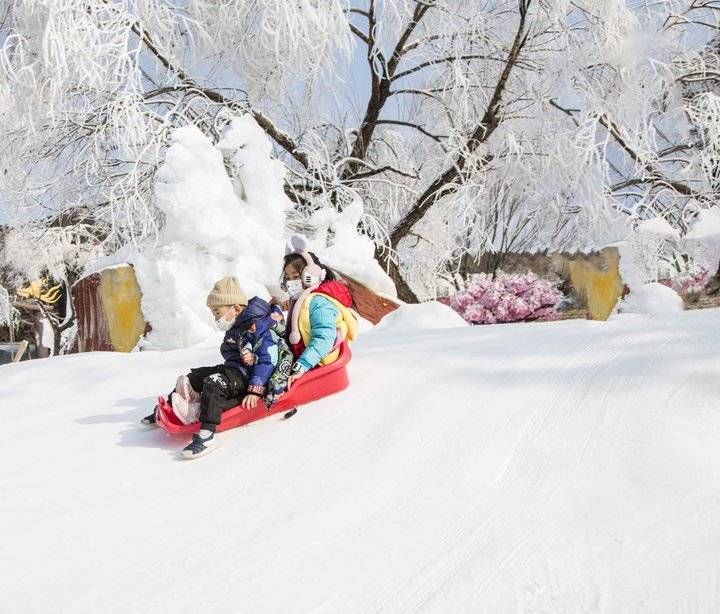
[[155, 342, 352, 434]]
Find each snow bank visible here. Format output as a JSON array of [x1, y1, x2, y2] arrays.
[[620, 281, 684, 316], [638, 216, 679, 240], [305, 200, 397, 297], [373, 300, 468, 333], [615, 239, 685, 316], [355, 315, 376, 334], [684, 206, 720, 272], [685, 206, 720, 241], [3, 308, 720, 612], [93, 116, 291, 350]]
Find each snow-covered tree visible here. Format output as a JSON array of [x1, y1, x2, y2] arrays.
[[1, 0, 720, 301]]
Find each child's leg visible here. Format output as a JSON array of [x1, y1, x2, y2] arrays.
[[142, 365, 226, 427], [166, 366, 221, 405], [197, 367, 247, 432], [173, 365, 224, 424], [186, 366, 223, 393]]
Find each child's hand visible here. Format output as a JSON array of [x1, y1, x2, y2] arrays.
[[271, 297, 289, 312], [240, 349, 256, 366], [287, 373, 303, 389], [287, 362, 307, 390], [270, 303, 286, 322], [241, 394, 260, 409]]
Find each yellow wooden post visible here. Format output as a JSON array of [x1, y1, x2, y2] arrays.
[[98, 266, 146, 352], [565, 247, 624, 320]]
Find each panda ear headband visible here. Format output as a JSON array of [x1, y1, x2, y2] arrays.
[[283, 234, 326, 289]]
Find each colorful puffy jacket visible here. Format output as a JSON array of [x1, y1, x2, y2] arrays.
[[221, 297, 289, 396], [289, 280, 358, 371]]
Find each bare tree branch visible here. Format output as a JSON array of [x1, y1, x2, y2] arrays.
[[392, 54, 506, 82], [348, 164, 419, 181], [550, 99, 707, 204], [374, 119, 448, 143], [387, 2, 433, 76], [348, 23, 372, 46], [342, 1, 432, 179], [116, 2, 310, 168], [386, 0, 533, 269]]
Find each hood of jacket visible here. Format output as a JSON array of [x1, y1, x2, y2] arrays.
[[312, 280, 353, 308], [234, 296, 272, 334]]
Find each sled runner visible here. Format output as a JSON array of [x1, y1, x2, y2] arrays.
[[155, 342, 352, 434]]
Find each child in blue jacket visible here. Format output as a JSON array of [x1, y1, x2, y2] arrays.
[[141, 277, 290, 459]]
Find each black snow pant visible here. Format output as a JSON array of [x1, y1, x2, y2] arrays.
[[183, 365, 248, 432]]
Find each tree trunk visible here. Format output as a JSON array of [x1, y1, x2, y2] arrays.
[[386, 5, 531, 264], [375, 245, 419, 303], [706, 259, 720, 295]]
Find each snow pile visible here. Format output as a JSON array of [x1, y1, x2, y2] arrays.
[[615, 239, 684, 315], [685, 206, 720, 241], [684, 206, 720, 272], [355, 315, 376, 334], [306, 200, 397, 297], [2, 309, 720, 611], [620, 281, 684, 315], [96, 116, 291, 350], [373, 300, 468, 333], [215, 114, 289, 236], [638, 216, 679, 240]]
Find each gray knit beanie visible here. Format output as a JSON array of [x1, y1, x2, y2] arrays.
[[206, 276, 248, 307]]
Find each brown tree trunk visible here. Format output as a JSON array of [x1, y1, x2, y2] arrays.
[[706, 259, 720, 295], [375, 245, 419, 303], [386, 3, 531, 263]]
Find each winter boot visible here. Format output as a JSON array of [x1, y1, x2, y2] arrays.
[[181, 430, 219, 459], [141, 408, 158, 426], [175, 374, 200, 403], [170, 392, 201, 425]]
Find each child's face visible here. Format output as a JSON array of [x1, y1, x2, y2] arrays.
[[210, 304, 242, 321], [283, 263, 306, 298], [283, 264, 302, 283]]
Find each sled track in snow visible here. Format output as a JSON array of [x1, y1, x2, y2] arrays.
[[1, 310, 719, 612]]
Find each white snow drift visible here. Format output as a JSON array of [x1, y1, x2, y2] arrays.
[[2, 309, 720, 612]]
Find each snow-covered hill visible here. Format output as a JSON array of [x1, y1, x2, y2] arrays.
[[2, 309, 720, 612]]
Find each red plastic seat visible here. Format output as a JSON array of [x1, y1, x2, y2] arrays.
[[156, 342, 352, 434]]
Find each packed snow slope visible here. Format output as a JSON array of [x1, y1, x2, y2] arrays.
[[2, 308, 720, 613]]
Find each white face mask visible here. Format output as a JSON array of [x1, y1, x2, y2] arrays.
[[285, 279, 304, 299], [215, 313, 235, 331]]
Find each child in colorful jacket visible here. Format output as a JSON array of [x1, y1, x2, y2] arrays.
[[141, 277, 290, 459], [280, 236, 358, 389]]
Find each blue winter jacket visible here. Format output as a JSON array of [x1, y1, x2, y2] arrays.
[[296, 295, 339, 372], [220, 297, 280, 391]]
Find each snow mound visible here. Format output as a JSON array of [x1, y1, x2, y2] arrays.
[[620, 281, 684, 316], [2, 309, 720, 612], [92, 116, 291, 350], [683, 207, 720, 272], [638, 217, 679, 240], [374, 300, 468, 333], [356, 315, 376, 333], [685, 206, 720, 241], [305, 200, 397, 297]]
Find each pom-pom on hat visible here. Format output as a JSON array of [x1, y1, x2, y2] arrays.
[[206, 276, 248, 307]]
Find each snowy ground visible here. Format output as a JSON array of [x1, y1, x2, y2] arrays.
[[2, 309, 720, 613]]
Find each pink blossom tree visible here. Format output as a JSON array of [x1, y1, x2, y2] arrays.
[[450, 272, 563, 325]]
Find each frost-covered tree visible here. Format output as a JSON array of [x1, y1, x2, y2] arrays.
[[1, 0, 720, 302]]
